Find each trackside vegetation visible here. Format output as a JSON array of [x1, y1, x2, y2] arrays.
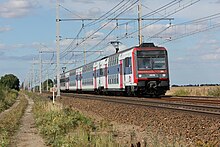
[[0, 93, 28, 146], [30, 93, 118, 146], [169, 86, 220, 97], [0, 86, 18, 113]]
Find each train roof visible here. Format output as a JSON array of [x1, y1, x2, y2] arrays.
[[65, 43, 166, 73]]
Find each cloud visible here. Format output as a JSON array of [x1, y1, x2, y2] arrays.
[[0, 43, 6, 50], [0, 54, 36, 61], [0, 42, 42, 51], [0, 0, 39, 18], [0, 26, 12, 33], [214, 0, 220, 3], [201, 53, 220, 61]]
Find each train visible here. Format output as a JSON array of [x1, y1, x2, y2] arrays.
[[59, 43, 170, 97]]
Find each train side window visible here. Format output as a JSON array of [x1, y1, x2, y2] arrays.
[[100, 68, 103, 76], [125, 57, 131, 67]]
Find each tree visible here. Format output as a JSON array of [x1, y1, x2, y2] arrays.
[[42, 79, 54, 91], [0, 74, 20, 91]]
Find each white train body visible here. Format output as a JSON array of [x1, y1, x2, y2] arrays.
[[60, 43, 170, 96]]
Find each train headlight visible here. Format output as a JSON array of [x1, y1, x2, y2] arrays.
[[138, 74, 142, 78], [162, 74, 166, 77]]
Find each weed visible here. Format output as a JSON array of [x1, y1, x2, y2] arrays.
[[0, 93, 28, 146], [207, 87, 220, 97], [0, 87, 18, 113], [173, 89, 190, 96], [32, 95, 117, 146]]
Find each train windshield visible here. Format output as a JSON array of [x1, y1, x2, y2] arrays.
[[137, 50, 166, 70]]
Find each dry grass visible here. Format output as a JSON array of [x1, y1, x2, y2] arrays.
[[31, 93, 118, 147], [0, 93, 28, 146], [0, 87, 18, 113], [166, 86, 220, 97]]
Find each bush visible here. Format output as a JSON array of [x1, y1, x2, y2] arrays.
[[173, 89, 190, 96], [0, 86, 5, 101], [32, 94, 117, 146], [0, 87, 18, 113], [207, 87, 220, 97]]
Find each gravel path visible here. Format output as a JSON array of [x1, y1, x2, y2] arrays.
[[11, 94, 46, 147]]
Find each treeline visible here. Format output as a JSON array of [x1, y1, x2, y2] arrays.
[[172, 84, 220, 87], [0, 74, 20, 91]]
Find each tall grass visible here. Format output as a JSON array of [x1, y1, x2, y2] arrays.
[[173, 89, 190, 96], [0, 93, 28, 146], [0, 86, 18, 113], [168, 86, 220, 97], [31, 93, 118, 146], [208, 87, 220, 97]]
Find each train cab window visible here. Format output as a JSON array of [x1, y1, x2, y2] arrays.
[[138, 57, 166, 70]]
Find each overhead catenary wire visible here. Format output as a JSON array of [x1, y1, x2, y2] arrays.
[[58, 0, 131, 51], [117, 0, 200, 43], [59, 0, 139, 60], [37, 0, 202, 80], [85, 0, 127, 27], [57, 0, 197, 70], [157, 13, 220, 44]]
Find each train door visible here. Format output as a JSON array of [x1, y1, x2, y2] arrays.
[[65, 73, 70, 90], [119, 60, 123, 89], [104, 64, 108, 89], [93, 67, 97, 90], [124, 57, 132, 85], [99, 63, 104, 88], [76, 71, 79, 91], [80, 71, 82, 90], [65, 77, 69, 90]]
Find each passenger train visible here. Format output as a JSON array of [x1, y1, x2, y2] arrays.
[[59, 43, 170, 97]]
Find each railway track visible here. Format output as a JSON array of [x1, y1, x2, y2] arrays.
[[58, 93, 220, 116], [161, 97, 220, 105]]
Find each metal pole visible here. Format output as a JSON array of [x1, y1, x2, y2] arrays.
[[39, 51, 42, 94], [56, 0, 61, 97], [138, 0, 142, 45], [32, 58, 35, 92], [29, 74, 31, 92], [23, 80, 25, 90], [30, 70, 32, 92]]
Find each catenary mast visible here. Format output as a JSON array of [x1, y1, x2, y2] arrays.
[[56, 0, 61, 97]]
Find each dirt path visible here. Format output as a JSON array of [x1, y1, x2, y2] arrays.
[[11, 94, 46, 147]]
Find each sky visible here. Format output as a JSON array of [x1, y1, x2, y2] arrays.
[[0, 0, 220, 86]]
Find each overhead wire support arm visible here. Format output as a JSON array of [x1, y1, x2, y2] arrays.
[[59, 18, 100, 21], [108, 18, 174, 21]]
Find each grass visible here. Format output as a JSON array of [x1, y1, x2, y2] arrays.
[[0, 93, 28, 146], [167, 86, 220, 97], [31, 92, 118, 147], [207, 87, 220, 97], [0, 86, 18, 113]]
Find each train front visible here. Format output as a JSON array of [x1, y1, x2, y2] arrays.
[[133, 43, 169, 96]]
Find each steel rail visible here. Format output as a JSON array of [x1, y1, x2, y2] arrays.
[[61, 93, 220, 116], [161, 97, 220, 105]]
